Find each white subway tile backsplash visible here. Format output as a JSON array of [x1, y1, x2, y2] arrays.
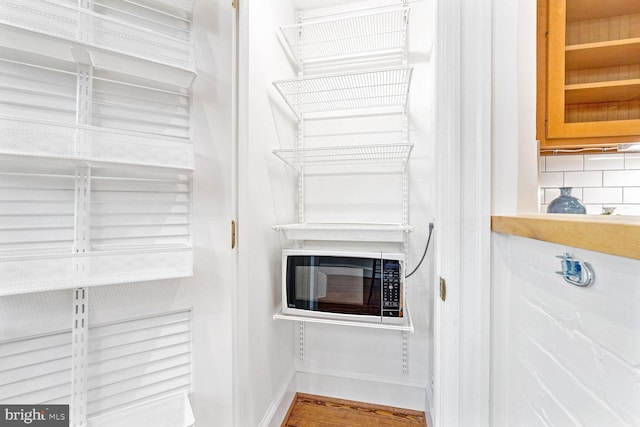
[[613, 204, 640, 215], [582, 187, 623, 204], [585, 204, 604, 215], [584, 154, 624, 171], [544, 188, 560, 204], [539, 153, 640, 215], [539, 172, 563, 188], [545, 155, 584, 172], [564, 171, 602, 187], [571, 187, 583, 200], [624, 153, 640, 169], [603, 170, 640, 187], [623, 187, 640, 203]]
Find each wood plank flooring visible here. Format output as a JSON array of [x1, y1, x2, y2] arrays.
[[281, 393, 428, 427]]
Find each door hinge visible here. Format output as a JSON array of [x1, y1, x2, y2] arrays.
[[232, 0, 238, 9], [231, 220, 237, 249], [439, 277, 446, 302]]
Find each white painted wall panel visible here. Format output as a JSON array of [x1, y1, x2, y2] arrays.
[[236, 0, 299, 425], [491, 234, 640, 427]]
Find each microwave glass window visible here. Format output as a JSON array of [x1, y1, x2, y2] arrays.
[[287, 256, 380, 315]]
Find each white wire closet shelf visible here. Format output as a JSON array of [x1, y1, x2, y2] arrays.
[[0, 116, 194, 170], [280, 5, 410, 65], [273, 143, 413, 173], [0, 246, 193, 296], [0, 155, 194, 295], [273, 66, 413, 118], [0, 0, 195, 85], [273, 222, 412, 243], [273, 303, 413, 332]]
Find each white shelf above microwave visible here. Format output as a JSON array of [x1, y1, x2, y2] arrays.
[[273, 222, 412, 243], [279, 5, 410, 66]]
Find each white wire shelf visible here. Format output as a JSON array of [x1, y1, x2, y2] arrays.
[[273, 222, 412, 242], [0, 0, 195, 86], [273, 67, 413, 118], [280, 6, 410, 65], [0, 116, 194, 171], [273, 143, 413, 173], [273, 304, 413, 332], [0, 245, 193, 296]]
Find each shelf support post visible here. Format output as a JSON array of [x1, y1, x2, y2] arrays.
[[295, 12, 305, 227], [74, 60, 93, 158], [298, 321, 305, 361], [402, 110, 410, 253], [70, 287, 89, 427], [296, 12, 304, 77], [71, 55, 92, 423], [297, 118, 305, 224], [77, 0, 94, 44], [402, 330, 409, 375], [401, 0, 409, 66]]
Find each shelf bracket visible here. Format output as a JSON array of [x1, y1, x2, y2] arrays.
[[297, 118, 305, 223], [70, 288, 89, 427], [296, 12, 304, 76], [298, 321, 305, 361], [402, 330, 409, 375]]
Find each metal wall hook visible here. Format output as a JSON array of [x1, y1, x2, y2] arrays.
[[555, 253, 594, 287]]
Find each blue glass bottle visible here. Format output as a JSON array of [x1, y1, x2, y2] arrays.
[[547, 187, 586, 214]]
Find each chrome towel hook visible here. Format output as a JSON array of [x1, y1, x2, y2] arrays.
[[555, 253, 594, 287]]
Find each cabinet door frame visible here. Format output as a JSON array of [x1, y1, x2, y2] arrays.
[[540, 0, 640, 147]]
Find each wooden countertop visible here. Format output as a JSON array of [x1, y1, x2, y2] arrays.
[[491, 214, 640, 260]]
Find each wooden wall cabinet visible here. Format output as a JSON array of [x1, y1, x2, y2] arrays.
[[538, 0, 640, 149]]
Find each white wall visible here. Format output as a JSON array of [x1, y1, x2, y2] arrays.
[[491, 0, 640, 425], [187, 1, 235, 424], [491, 235, 640, 426], [235, 0, 298, 425]]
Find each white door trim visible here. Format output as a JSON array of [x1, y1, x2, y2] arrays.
[[433, 0, 492, 426]]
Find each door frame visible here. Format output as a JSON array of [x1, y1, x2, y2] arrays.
[[433, 0, 492, 426]]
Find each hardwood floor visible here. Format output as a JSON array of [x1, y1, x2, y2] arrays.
[[281, 393, 428, 427]]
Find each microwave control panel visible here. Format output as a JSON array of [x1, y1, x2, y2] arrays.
[[382, 259, 403, 318]]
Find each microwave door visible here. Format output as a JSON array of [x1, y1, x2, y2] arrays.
[[288, 255, 380, 316]]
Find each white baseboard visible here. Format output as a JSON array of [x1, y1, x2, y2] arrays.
[[296, 370, 427, 412], [259, 370, 428, 426], [425, 376, 434, 423], [258, 369, 297, 427], [426, 411, 434, 427]]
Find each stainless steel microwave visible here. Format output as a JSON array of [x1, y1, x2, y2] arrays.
[[281, 249, 405, 324]]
